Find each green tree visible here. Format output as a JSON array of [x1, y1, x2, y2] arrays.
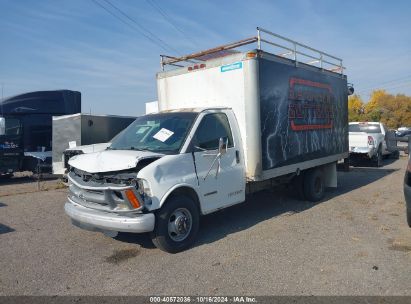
[[360, 90, 411, 129]]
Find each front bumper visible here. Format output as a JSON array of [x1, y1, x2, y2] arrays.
[[65, 199, 155, 233]]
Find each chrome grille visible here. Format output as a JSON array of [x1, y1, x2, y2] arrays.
[[67, 171, 142, 213]]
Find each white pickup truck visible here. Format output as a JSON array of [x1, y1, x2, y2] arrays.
[[64, 28, 352, 252], [348, 122, 397, 166]]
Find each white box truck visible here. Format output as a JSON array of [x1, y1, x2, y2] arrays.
[[64, 28, 353, 252]]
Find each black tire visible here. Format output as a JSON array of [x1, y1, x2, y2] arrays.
[[373, 146, 382, 167], [292, 173, 306, 200], [343, 158, 350, 172], [151, 195, 200, 253], [407, 207, 411, 228], [0, 173, 13, 180], [390, 150, 400, 159], [303, 168, 325, 202]]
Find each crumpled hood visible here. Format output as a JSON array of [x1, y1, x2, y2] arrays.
[[68, 149, 164, 173], [67, 142, 110, 154]]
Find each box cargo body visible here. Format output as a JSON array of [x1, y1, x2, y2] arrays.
[[157, 50, 348, 181], [52, 113, 136, 174]]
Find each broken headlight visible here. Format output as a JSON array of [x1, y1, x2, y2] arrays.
[[137, 178, 152, 197]]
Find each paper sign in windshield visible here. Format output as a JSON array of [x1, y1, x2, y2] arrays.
[[153, 128, 174, 142]]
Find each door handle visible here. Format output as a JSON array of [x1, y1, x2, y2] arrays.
[[235, 150, 240, 164]]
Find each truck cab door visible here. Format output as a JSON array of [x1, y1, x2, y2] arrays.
[[189, 112, 245, 214]]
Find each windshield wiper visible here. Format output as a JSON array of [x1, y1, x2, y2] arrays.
[[130, 146, 153, 152], [107, 146, 154, 152]]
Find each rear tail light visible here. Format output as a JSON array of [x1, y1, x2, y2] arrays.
[[367, 136, 374, 146]]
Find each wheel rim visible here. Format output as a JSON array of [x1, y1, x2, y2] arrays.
[[168, 208, 192, 242]]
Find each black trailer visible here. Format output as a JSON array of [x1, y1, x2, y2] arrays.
[[0, 90, 81, 174]]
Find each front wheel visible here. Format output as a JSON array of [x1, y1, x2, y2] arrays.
[[151, 195, 200, 253]]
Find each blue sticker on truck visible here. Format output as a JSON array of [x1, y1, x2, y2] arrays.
[[220, 62, 242, 72]]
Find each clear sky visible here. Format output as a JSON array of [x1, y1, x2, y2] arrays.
[[1, 0, 411, 116]]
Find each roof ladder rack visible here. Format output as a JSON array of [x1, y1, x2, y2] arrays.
[[160, 27, 344, 75], [257, 27, 344, 75]]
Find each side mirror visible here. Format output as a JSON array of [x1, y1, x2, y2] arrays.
[[203, 137, 228, 180], [218, 137, 228, 155], [0, 117, 5, 136]]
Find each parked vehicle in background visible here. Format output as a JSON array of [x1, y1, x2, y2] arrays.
[[397, 126, 411, 134], [395, 128, 411, 154], [0, 90, 81, 175], [396, 131, 411, 139], [0, 116, 21, 176], [403, 154, 411, 227], [52, 113, 135, 175], [349, 122, 398, 166], [64, 28, 353, 252]]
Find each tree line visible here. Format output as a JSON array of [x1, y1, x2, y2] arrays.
[[348, 90, 411, 129]]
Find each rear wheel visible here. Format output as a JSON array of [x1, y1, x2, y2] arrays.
[[151, 195, 199, 253], [303, 168, 325, 202], [373, 147, 382, 167]]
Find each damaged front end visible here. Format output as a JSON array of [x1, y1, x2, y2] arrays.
[[68, 167, 149, 213], [65, 162, 158, 235]]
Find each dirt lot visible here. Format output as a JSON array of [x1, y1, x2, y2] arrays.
[[0, 157, 410, 296], [0, 172, 65, 197]]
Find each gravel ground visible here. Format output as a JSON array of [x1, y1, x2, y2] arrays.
[[0, 157, 410, 296], [0, 172, 64, 197]]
